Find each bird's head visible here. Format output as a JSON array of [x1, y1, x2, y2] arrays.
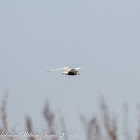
[[77, 71, 80, 75]]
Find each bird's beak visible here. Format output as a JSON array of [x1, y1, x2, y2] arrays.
[[77, 72, 80, 75]]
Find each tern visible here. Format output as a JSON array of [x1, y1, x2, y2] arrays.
[[48, 67, 82, 75]]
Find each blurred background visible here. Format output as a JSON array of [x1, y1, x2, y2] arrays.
[[0, 0, 140, 139]]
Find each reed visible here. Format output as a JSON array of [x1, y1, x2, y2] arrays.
[[0, 93, 139, 140]]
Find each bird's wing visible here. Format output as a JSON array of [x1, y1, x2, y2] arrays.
[[48, 67, 71, 72], [74, 67, 82, 70]]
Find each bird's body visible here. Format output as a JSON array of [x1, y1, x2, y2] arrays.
[[48, 67, 82, 76], [68, 69, 78, 75]]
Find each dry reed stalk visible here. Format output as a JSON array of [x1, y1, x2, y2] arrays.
[[26, 117, 36, 140], [100, 98, 118, 140], [1, 92, 8, 132], [59, 116, 68, 140], [43, 100, 58, 140], [80, 115, 101, 140]]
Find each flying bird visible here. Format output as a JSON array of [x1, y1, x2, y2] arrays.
[[48, 67, 82, 75]]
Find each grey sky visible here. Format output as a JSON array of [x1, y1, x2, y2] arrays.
[[0, 0, 140, 139]]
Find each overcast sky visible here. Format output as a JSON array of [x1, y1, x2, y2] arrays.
[[0, 0, 140, 139]]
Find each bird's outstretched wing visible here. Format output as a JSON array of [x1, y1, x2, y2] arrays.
[[74, 67, 82, 70], [48, 67, 71, 72]]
